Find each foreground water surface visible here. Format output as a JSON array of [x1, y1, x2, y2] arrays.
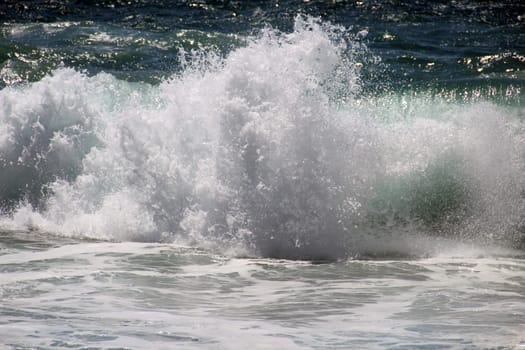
[[1, 230, 524, 349]]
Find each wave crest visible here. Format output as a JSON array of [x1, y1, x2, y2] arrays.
[[1, 17, 524, 260]]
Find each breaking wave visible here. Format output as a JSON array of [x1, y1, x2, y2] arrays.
[[1, 17, 524, 260]]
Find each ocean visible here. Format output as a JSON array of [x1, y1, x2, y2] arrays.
[[1, 1, 525, 349]]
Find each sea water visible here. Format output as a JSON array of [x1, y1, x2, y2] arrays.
[[1, 1, 524, 349]]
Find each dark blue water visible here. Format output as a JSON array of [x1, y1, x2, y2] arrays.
[[2, 1, 524, 92]]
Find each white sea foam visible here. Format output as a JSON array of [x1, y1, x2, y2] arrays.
[[1, 236, 524, 349], [0, 17, 524, 259]]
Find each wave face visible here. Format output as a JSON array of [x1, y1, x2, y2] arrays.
[[1, 17, 524, 260]]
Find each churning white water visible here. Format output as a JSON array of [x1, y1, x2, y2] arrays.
[[1, 17, 524, 260], [1, 230, 525, 349]]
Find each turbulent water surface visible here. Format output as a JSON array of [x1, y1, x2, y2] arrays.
[[1, 1, 525, 349]]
